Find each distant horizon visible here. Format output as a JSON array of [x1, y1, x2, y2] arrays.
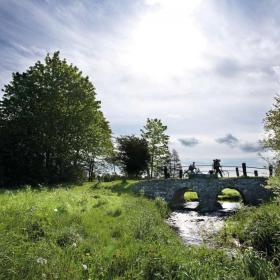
[[1, 0, 279, 166]]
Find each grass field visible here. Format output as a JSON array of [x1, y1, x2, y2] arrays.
[[0, 180, 278, 279]]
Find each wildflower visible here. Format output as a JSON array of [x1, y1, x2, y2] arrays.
[[82, 264, 88, 270], [54, 208, 58, 212], [72, 242, 77, 247], [36, 257, 47, 265]]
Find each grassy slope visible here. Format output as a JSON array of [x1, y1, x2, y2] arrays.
[[0, 181, 277, 279], [219, 177, 280, 274]]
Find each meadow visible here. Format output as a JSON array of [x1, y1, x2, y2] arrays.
[[0, 180, 278, 279]]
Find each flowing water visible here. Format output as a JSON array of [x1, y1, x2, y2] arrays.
[[167, 202, 241, 246]]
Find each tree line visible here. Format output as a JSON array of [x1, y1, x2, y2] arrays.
[[7, 51, 280, 185], [0, 52, 182, 187], [114, 119, 182, 179]]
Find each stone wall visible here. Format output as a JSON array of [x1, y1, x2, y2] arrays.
[[132, 176, 273, 212]]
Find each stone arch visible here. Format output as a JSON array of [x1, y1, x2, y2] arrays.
[[132, 177, 272, 212], [216, 187, 245, 203], [170, 187, 200, 209], [224, 183, 250, 204], [215, 187, 245, 211]]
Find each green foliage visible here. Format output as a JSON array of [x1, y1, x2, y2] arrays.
[[0, 181, 278, 279], [268, 175, 280, 195], [242, 249, 278, 280], [0, 52, 112, 186], [141, 118, 169, 178], [264, 95, 280, 152], [116, 135, 150, 178], [219, 199, 280, 272], [154, 197, 170, 218]]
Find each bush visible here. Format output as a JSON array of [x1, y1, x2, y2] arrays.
[[220, 199, 280, 272]]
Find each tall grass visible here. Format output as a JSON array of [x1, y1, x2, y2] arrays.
[[0, 181, 278, 279], [219, 199, 280, 274]]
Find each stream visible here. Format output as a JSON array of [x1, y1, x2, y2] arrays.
[[167, 202, 241, 246]]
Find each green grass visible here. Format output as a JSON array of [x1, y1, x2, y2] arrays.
[[218, 188, 242, 201], [219, 199, 280, 272], [184, 188, 241, 202], [0, 181, 278, 279], [184, 191, 198, 201]]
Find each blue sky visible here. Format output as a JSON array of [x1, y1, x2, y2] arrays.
[[1, 0, 280, 169]]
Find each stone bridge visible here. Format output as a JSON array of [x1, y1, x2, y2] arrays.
[[132, 175, 273, 212]]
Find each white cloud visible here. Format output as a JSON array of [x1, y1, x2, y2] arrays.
[[273, 65, 280, 85], [0, 0, 279, 166]]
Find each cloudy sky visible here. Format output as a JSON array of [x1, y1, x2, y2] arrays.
[[1, 0, 280, 169]]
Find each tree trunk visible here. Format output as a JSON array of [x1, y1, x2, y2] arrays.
[[88, 160, 94, 181]]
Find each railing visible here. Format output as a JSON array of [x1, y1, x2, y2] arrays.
[[180, 162, 272, 177]]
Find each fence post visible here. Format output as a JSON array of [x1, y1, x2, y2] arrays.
[[164, 166, 168, 179], [254, 170, 258, 177], [235, 167, 239, 177], [179, 169, 183, 179], [242, 162, 247, 177], [269, 164, 273, 176]]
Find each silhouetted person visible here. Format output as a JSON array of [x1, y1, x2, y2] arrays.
[[269, 164, 273, 176], [188, 162, 196, 174], [213, 159, 223, 177]]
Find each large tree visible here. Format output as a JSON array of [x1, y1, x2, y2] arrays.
[[116, 135, 150, 178], [0, 52, 112, 186], [141, 118, 169, 178]]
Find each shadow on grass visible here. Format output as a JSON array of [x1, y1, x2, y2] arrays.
[[0, 181, 83, 194], [91, 180, 138, 195]]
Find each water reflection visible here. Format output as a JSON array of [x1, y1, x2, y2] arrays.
[[167, 202, 241, 246]]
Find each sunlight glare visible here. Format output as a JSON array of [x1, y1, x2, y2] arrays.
[[126, 0, 205, 80]]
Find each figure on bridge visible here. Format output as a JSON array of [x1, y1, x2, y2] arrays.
[[187, 162, 196, 174], [213, 159, 223, 177], [269, 164, 273, 176]]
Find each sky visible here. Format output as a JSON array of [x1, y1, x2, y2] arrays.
[[1, 0, 280, 170]]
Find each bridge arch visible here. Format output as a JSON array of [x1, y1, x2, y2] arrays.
[[217, 187, 244, 203], [170, 187, 201, 209], [132, 177, 273, 212], [216, 182, 254, 205]]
